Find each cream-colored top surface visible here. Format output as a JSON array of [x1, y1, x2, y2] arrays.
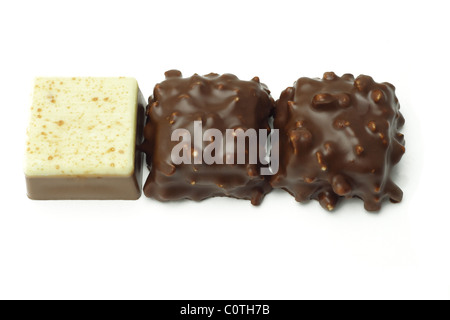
[[25, 77, 138, 177]]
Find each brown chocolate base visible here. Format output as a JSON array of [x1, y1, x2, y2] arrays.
[[25, 172, 142, 200]]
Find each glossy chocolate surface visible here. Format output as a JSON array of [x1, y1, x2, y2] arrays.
[[271, 72, 405, 211], [141, 70, 274, 205]]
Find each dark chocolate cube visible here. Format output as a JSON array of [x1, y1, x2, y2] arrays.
[[271, 72, 405, 211], [141, 70, 274, 205]]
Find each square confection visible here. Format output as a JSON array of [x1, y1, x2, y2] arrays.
[[25, 77, 145, 200], [271, 72, 405, 211], [141, 70, 274, 205]]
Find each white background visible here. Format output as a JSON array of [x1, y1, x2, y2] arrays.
[[0, 0, 449, 300]]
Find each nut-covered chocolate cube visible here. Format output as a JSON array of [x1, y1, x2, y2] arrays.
[[271, 72, 405, 211], [141, 70, 274, 205]]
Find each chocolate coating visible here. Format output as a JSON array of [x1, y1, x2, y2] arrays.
[[271, 72, 405, 211], [141, 70, 274, 205]]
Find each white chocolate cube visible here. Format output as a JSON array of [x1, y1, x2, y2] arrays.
[[25, 77, 145, 200]]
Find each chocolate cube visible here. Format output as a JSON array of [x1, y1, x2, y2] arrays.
[[271, 72, 405, 211], [25, 77, 145, 200], [141, 70, 274, 205]]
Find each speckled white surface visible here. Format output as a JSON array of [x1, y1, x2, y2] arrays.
[[24, 77, 138, 176]]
